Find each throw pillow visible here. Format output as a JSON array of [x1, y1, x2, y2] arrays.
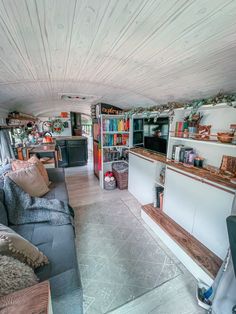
[[28, 155, 50, 186], [12, 157, 50, 186], [0, 224, 49, 269], [6, 165, 49, 197], [0, 255, 38, 297], [11, 159, 29, 171]]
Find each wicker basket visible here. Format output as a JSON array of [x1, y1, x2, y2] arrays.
[[112, 162, 128, 190]]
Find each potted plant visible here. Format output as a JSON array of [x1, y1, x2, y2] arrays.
[[184, 112, 202, 138]]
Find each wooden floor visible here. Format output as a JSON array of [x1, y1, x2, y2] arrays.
[[65, 146, 132, 208], [142, 204, 222, 278]]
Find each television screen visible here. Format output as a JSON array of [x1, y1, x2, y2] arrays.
[[143, 117, 169, 155]]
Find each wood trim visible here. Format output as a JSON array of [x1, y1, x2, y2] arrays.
[[129, 147, 236, 191], [142, 204, 222, 278], [167, 166, 235, 195], [129, 150, 155, 163]]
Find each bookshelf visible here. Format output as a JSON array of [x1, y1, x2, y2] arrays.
[[167, 105, 236, 167], [100, 114, 130, 189]]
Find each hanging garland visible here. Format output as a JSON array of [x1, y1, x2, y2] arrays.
[[124, 92, 236, 122]]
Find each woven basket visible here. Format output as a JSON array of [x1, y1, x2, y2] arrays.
[[112, 162, 128, 190]]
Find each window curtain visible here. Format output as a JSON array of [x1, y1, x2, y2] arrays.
[[0, 129, 15, 165]]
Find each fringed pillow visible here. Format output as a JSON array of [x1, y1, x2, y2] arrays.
[[0, 255, 38, 297], [0, 224, 48, 269]]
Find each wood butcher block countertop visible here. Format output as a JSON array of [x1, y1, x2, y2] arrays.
[[129, 147, 236, 191], [54, 136, 87, 140]]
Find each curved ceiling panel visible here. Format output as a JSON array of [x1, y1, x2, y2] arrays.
[[0, 0, 236, 117]]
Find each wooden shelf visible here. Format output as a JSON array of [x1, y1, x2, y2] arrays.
[[129, 147, 236, 191], [142, 204, 222, 279], [103, 160, 128, 164], [103, 131, 129, 134], [170, 136, 235, 148], [103, 145, 129, 149], [8, 117, 37, 122]]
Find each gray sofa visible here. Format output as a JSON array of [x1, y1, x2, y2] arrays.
[[0, 168, 83, 314]]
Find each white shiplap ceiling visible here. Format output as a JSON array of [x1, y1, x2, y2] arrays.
[[0, 0, 236, 117]]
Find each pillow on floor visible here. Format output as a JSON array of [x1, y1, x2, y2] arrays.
[[12, 156, 50, 186], [0, 223, 49, 269], [0, 255, 38, 297], [6, 165, 49, 197]]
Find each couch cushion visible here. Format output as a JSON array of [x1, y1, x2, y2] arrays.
[[44, 181, 69, 203], [46, 168, 65, 183], [11, 223, 81, 297]]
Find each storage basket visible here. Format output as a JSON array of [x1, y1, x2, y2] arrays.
[[104, 178, 116, 190], [112, 162, 128, 190]]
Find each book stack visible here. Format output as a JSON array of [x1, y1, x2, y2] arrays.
[[104, 134, 129, 146], [175, 121, 188, 137], [103, 118, 129, 132]]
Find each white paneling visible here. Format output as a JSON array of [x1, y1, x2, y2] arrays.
[[163, 166, 234, 258], [128, 153, 156, 205], [163, 167, 197, 233], [192, 182, 233, 259], [0, 0, 236, 116]]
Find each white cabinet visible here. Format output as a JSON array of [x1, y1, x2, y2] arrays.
[[128, 153, 156, 205], [164, 167, 198, 233], [192, 182, 233, 259], [163, 167, 234, 258]]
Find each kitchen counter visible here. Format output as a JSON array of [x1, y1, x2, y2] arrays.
[[54, 136, 87, 141]]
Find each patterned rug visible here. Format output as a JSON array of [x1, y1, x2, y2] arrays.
[[74, 199, 182, 314]]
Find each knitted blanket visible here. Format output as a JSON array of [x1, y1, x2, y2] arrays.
[[3, 177, 74, 226]]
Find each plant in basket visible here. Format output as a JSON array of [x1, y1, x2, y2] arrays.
[[184, 112, 203, 138], [104, 171, 116, 190], [104, 171, 115, 182]]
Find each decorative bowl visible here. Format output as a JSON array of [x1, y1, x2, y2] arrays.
[[217, 132, 234, 143]]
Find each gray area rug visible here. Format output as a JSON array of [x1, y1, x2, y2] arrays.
[[75, 199, 182, 314]]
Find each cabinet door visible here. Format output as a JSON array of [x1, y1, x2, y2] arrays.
[[57, 140, 68, 167], [163, 168, 198, 233], [128, 153, 156, 205], [192, 183, 233, 259], [67, 140, 88, 167]]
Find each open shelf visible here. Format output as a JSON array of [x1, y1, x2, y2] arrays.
[[142, 203, 222, 278], [103, 131, 129, 134], [103, 160, 128, 164], [103, 145, 129, 149], [170, 136, 235, 148]]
